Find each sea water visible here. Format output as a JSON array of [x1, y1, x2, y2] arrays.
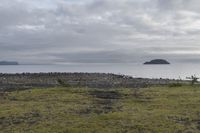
[[0, 63, 199, 79]]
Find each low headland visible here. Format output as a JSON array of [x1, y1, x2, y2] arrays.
[[0, 61, 19, 65]]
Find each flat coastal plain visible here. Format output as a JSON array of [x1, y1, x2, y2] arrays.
[[1, 85, 200, 133]]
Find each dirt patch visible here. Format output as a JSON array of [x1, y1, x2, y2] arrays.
[[168, 116, 200, 130], [0, 111, 42, 128], [197, 121, 200, 130], [168, 116, 191, 125], [90, 90, 122, 99], [0, 92, 9, 100], [75, 90, 123, 115], [83, 90, 122, 114], [191, 119, 200, 130]]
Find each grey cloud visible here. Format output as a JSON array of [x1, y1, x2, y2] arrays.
[[0, 0, 200, 64]]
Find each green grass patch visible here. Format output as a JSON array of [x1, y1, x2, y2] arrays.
[[1, 86, 200, 133]]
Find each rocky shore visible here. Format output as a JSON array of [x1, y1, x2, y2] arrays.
[[0, 73, 184, 91]]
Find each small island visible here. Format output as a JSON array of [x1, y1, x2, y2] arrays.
[[144, 59, 170, 65], [0, 61, 19, 65]]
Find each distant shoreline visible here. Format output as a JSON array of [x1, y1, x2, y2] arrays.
[[0, 61, 19, 65]]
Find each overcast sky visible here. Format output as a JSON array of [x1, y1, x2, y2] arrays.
[[1, 0, 200, 64]]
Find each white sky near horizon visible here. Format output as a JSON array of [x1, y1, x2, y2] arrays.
[[1, 0, 200, 64]]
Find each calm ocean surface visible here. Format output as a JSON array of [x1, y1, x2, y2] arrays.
[[0, 63, 199, 79]]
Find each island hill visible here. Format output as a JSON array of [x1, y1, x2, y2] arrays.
[[144, 59, 170, 65], [0, 61, 19, 65]]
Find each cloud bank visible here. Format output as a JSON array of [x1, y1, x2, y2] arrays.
[[0, 0, 200, 64]]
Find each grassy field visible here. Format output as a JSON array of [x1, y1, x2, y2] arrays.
[[1, 85, 200, 133]]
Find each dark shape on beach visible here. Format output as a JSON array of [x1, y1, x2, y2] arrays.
[[0, 61, 19, 65], [144, 59, 170, 65]]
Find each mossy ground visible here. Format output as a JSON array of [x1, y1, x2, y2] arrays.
[[1, 85, 200, 133]]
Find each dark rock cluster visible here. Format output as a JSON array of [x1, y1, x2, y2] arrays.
[[0, 73, 175, 91]]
